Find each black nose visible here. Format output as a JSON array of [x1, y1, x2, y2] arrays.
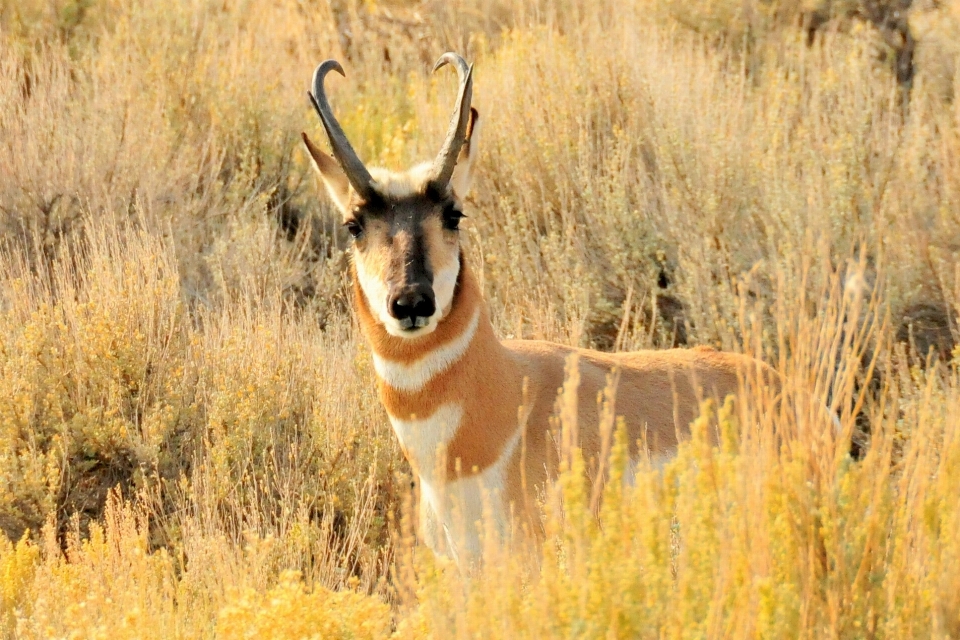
[[388, 287, 436, 330]]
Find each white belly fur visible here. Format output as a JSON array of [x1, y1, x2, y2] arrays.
[[389, 402, 522, 564], [418, 427, 522, 564]]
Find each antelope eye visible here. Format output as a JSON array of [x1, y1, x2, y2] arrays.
[[344, 220, 363, 239], [442, 207, 465, 231]]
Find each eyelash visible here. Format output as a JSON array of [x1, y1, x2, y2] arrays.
[[344, 211, 464, 236], [443, 208, 465, 230], [344, 219, 363, 238]]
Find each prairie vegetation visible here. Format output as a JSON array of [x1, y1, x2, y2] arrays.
[[1, 0, 960, 637]]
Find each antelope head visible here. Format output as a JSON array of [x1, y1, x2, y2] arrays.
[[302, 53, 480, 338]]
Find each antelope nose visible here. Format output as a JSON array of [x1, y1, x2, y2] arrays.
[[388, 288, 436, 330]]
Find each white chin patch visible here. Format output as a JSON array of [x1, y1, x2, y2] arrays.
[[432, 254, 460, 318], [355, 259, 395, 328], [355, 254, 461, 340]]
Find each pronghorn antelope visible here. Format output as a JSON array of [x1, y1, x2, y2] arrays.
[[302, 53, 771, 563]]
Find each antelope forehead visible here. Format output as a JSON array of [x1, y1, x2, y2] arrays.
[[368, 164, 434, 199]]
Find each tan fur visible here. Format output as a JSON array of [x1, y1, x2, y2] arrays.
[[368, 164, 436, 198], [355, 259, 771, 529], [304, 103, 773, 561], [356, 261, 524, 477], [355, 258, 766, 470]]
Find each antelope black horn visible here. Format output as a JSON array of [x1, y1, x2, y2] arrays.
[[309, 60, 376, 201], [430, 52, 474, 189]]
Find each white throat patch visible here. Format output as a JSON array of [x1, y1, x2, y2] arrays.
[[388, 403, 463, 478], [372, 307, 480, 392]]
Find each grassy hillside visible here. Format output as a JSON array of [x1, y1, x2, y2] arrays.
[[1, 0, 959, 637]]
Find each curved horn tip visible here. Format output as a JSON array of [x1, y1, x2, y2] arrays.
[[319, 59, 346, 76], [312, 60, 346, 92], [432, 52, 468, 74], [307, 58, 375, 199]]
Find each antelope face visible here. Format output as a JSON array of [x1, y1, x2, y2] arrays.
[[302, 54, 479, 338], [342, 170, 469, 336]]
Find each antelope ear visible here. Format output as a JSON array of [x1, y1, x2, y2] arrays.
[[450, 108, 480, 200], [302, 132, 351, 214]]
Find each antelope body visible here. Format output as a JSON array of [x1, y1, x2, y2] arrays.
[[302, 54, 767, 563]]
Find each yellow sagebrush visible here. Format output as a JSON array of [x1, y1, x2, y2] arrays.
[[1, 0, 960, 637]]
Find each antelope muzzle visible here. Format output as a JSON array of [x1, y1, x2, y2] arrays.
[[388, 282, 436, 330]]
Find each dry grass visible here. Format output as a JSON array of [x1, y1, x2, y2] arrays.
[[1, 0, 959, 637]]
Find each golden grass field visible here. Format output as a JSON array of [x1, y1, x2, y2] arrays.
[[1, 0, 960, 637]]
